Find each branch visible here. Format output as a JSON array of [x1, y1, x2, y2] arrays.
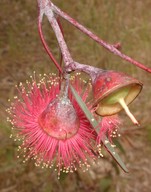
[[38, 18, 63, 73], [51, 2, 151, 74], [37, 0, 103, 81]]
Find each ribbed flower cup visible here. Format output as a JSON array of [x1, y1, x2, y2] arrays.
[[38, 96, 80, 139], [38, 81, 80, 140], [7, 73, 97, 177]]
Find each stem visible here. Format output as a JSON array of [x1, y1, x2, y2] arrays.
[[37, 0, 102, 81], [72, 62, 103, 82], [37, 2, 62, 73], [60, 74, 70, 98], [56, 17, 64, 68], [43, 3, 74, 66], [51, 3, 151, 74], [56, 17, 64, 89], [38, 19, 62, 73], [38, 0, 151, 80]]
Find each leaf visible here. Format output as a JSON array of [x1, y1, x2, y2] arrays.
[[70, 85, 128, 173], [113, 139, 126, 154]]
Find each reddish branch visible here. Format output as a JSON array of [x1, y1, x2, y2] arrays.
[[38, 19, 62, 73], [37, 0, 151, 79]]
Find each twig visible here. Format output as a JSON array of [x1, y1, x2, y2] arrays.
[[37, 1, 62, 73], [51, 2, 151, 73], [37, 0, 104, 81]]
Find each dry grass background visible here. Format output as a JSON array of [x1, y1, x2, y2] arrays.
[[0, 0, 151, 191]]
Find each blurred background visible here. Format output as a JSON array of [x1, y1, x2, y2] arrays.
[[0, 0, 151, 191]]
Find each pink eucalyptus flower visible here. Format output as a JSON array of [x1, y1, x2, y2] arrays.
[[8, 73, 97, 176]]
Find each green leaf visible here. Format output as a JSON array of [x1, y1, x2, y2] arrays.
[[70, 85, 128, 173], [113, 139, 126, 154]]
